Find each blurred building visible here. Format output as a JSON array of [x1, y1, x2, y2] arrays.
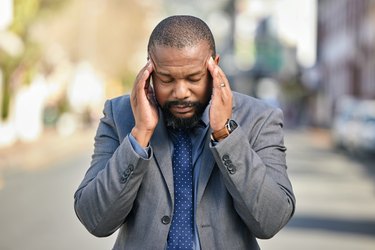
[[313, 0, 375, 126]]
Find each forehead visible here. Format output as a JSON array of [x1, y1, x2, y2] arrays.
[[150, 42, 211, 74]]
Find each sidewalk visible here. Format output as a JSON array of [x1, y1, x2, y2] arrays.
[[0, 127, 95, 173]]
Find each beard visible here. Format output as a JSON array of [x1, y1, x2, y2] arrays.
[[161, 100, 207, 129]]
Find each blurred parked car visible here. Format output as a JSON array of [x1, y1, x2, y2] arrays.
[[356, 101, 375, 153], [332, 97, 375, 154], [332, 96, 358, 150]]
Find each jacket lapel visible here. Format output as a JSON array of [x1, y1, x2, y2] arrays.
[[196, 98, 237, 206], [196, 130, 216, 206], [150, 118, 174, 201], [151, 121, 216, 205]]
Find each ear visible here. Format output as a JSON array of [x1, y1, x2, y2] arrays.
[[214, 54, 220, 65]]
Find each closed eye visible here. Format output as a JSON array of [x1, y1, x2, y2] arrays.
[[189, 78, 201, 83], [161, 78, 174, 84], [187, 72, 205, 83], [154, 73, 174, 84]]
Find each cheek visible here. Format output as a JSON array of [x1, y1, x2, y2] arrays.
[[153, 84, 168, 106], [195, 78, 212, 102], [184, 86, 208, 105]]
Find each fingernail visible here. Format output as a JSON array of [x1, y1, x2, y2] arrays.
[[209, 57, 214, 64]]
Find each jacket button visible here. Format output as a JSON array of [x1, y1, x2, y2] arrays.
[[125, 168, 131, 175], [161, 216, 171, 225], [222, 154, 230, 161], [128, 164, 134, 171], [226, 164, 234, 171], [227, 164, 236, 174], [120, 176, 127, 183], [224, 159, 232, 166]]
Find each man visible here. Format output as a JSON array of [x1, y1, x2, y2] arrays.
[[74, 15, 295, 250]]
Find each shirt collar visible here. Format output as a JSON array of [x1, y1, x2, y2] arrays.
[[200, 104, 210, 128]]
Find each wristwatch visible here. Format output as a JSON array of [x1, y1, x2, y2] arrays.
[[211, 119, 238, 142]]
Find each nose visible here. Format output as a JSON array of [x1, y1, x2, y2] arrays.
[[173, 80, 190, 100]]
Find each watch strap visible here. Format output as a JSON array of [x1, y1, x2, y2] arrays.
[[211, 126, 230, 142]]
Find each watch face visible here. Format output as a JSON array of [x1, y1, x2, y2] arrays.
[[228, 120, 238, 132]]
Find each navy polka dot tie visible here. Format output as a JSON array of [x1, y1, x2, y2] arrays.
[[167, 129, 194, 250]]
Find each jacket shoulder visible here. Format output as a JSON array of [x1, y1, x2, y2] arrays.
[[232, 91, 279, 113], [231, 91, 284, 128], [109, 94, 131, 110], [103, 94, 134, 132]]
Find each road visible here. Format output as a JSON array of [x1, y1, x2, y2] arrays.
[[0, 129, 115, 250], [0, 128, 374, 250], [259, 129, 375, 250]]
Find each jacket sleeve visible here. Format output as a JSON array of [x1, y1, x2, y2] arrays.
[[74, 100, 152, 237], [210, 108, 296, 239]]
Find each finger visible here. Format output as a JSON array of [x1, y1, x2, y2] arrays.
[[207, 57, 221, 88], [210, 61, 230, 96], [212, 66, 233, 105], [216, 66, 231, 91], [210, 65, 222, 89], [146, 83, 157, 106], [138, 62, 154, 94], [207, 57, 228, 90], [207, 56, 215, 76], [132, 61, 153, 105], [211, 67, 228, 101], [140, 61, 153, 89], [144, 61, 154, 89]]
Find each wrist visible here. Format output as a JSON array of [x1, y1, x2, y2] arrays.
[[131, 127, 154, 147], [211, 119, 238, 142]]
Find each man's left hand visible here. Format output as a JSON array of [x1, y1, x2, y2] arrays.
[[207, 57, 233, 131]]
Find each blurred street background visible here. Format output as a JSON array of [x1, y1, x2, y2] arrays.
[[0, 0, 374, 249]]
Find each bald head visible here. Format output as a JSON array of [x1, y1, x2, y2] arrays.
[[147, 15, 216, 57]]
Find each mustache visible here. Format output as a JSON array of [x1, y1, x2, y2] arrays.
[[163, 100, 200, 109]]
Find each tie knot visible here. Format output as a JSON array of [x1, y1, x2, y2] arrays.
[[176, 128, 187, 134]]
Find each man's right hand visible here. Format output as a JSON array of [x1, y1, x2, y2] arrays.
[[130, 60, 158, 147]]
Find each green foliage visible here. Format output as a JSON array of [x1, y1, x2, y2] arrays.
[[0, 0, 68, 120], [10, 0, 40, 37]]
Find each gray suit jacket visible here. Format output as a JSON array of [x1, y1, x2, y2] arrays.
[[74, 92, 295, 250]]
